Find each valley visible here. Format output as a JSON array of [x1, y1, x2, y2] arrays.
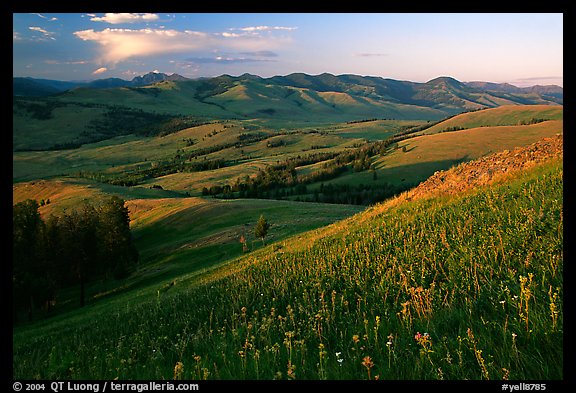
[[12, 72, 563, 381]]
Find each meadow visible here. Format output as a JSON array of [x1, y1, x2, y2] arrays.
[[12, 98, 563, 381], [13, 153, 563, 380]]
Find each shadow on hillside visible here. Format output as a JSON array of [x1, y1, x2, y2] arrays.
[[379, 155, 470, 185]]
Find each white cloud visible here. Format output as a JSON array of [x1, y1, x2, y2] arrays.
[[92, 67, 108, 75], [74, 28, 291, 65], [32, 13, 58, 21], [353, 53, 389, 57], [231, 26, 297, 32], [28, 26, 56, 40], [45, 59, 88, 65], [185, 56, 276, 64], [90, 13, 160, 24]]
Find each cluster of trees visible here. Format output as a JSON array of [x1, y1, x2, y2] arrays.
[[13, 197, 138, 323], [346, 118, 379, 124], [518, 117, 547, 125], [296, 182, 416, 205], [201, 152, 341, 198], [79, 157, 228, 187], [13, 98, 63, 120], [201, 140, 416, 205]]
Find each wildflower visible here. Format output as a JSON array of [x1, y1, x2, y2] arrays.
[[362, 356, 374, 380], [287, 360, 296, 380], [173, 361, 184, 380], [352, 335, 360, 343], [335, 352, 341, 357], [362, 356, 374, 368], [241, 307, 247, 314], [414, 332, 422, 341]]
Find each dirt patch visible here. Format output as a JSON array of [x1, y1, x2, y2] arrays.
[[405, 133, 562, 201]]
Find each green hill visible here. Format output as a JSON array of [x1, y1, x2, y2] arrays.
[[13, 136, 563, 380], [419, 105, 563, 136], [13, 74, 562, 152]]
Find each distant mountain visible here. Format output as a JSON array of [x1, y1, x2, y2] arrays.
[[465, 81, 563, 101], [131, 72, 190, 86], [13, 72, 190, 96], [85, 78, 132, 89], [13, 72, 562, 121], [13, 78, 63, 97]]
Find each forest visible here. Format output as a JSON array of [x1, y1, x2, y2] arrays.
[[12, 196, 138, 322]]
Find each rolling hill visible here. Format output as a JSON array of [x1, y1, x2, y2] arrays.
[[13, 72, 191, 96], [12, 64, 564, 381], [13, 73, 562, 130], [13, 135, 563, 380]]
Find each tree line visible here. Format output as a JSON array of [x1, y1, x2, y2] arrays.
[[201, 139, 415, 205], [13, 196, 138, 323]]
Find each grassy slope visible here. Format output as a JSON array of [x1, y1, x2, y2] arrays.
[[369, 120, 561, 187], [13, 103, 109, 151], [420, 105, 563, 136], [13, 141, 563, 380], [12, 176, 363, 316]]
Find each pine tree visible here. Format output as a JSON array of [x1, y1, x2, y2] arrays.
[[254, 215, 270, 245]]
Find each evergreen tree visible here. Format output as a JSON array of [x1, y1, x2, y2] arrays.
[[254, 215, 270, 245], [13, 199, 43, 321], [97, 196, 138, 279]]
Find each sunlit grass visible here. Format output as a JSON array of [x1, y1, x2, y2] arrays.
[[13, 157, 562, 380]]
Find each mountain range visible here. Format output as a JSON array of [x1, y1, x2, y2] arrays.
[[13, 72, 563, 121]]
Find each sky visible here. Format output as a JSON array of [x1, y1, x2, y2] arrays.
[[13, 13, 563, 87]]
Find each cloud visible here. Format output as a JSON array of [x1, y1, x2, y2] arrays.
[[185, 56, 276, 64], [90, 13, 160, 24], [353, 53, 389, 57], [231, 26, 297, 32], [13, 31, 22, 41], [32, 13, 58, 21], [512, 76, 563, 87], [28, 26, 56, 40], [45, 59, 88, 65], [74, 28, 291, 65], [239, 50, 278, 57], [92, 67, 108, 75], [515, 76, 563, 82]]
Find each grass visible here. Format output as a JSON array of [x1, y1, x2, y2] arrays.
[[419, 105, 563, 136], [13, 102, 109, 151], [368, 120, 563, 186], [13, 155, 562, 380]]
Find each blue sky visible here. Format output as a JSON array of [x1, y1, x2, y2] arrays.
[[13, 13, 563, 87]]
